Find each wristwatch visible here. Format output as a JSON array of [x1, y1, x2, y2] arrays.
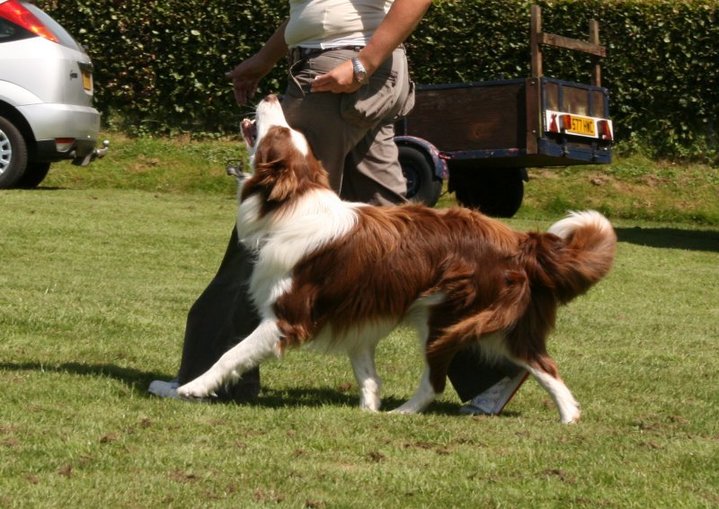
[[351, 57, 369, 85]]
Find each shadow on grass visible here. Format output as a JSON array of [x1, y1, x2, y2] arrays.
[[1, 361, 467, 415], [0, 361, 168, 392], [253, 387, 463, 416], [616, 227, 719, 252]]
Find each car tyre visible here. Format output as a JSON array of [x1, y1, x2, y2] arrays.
[[0, 116, 28, 189], [398, 144, 442, 207], [17, 162, 52, 189]]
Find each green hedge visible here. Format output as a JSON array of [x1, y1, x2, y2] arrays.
[[37, 0, 288, 133], [39, 0, 718, 161]]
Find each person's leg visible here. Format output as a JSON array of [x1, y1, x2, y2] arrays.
[[338, 48, 412, 205], [340, 121, 406, 205], [150, 226, 260, 402], [282, 50, 360, 194], [448, 344, 524, 387]]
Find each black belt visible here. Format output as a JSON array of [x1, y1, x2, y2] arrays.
[[288, 45, 364, 65]]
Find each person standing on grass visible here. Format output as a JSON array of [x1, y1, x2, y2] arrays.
[[149, 0, 528, 416]]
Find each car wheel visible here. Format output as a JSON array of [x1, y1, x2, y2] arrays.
[[398, 144, 442, 207], [0, 116, 29, 189], [17, 162, 52, 188], [452, 167, 525, 218]]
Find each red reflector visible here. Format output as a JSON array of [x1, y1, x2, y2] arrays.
[[548, 113, 559, 133], [55, 138, 75, 152], [0, 0, 59, 43], [598, 120, 613, 141]]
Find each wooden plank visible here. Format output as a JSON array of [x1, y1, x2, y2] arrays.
[[530, 4, 543, 78], [530, 5, 606, 83], [405, 83, 526, 152], [542, 80, 609, 117], [525, 78, 540, 155], [538, 32, 606, 57], [589, 18, 602, 86]]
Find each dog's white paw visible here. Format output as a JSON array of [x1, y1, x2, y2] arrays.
[[177, 379, 217, 400], [359, 393, 381, 412], [359, 401, 381, 413], [563, 410, 581, 424], [559, 403, 581, 424]]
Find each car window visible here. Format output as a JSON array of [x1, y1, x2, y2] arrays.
[[0, 17, 34, 42], [22, 1, 83, 51]]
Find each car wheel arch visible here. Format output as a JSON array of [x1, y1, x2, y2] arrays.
[[0, 101, 35, 147]]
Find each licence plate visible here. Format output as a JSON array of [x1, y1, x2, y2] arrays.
[[545, 110, 603, 139], [81, 70, 93, 92], [567, 115, 596, 137]]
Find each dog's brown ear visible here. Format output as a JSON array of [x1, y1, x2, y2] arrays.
[[266, 147, 324, 202], [267, 163, 299, 201], [254, 126, 290, 164], [251, 125, 330, 203]]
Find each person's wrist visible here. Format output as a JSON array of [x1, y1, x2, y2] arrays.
[[351, 56, 369, 85]]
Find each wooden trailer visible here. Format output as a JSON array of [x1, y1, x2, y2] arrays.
[[396, 5, 613, 216]]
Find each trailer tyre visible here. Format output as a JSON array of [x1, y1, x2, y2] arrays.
[[453, 168, 525, 218], [398, 144, 442, 206]]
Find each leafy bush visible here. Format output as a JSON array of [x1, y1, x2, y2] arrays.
[[39, 0, 718, 161], [38, 0, 287, 134]]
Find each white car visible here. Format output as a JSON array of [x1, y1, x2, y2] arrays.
[[0, 0, 106, 188]]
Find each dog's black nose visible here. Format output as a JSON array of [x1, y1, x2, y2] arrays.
[[226, 160, 244, 177]]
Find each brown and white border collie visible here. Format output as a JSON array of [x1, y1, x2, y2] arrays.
[[177, 94, 616, 423]]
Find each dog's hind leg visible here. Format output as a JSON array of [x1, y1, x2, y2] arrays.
[[390, 312, 438, 414], [513, 357, 580, 424], [390, 367, 436, 414], [177, 320, 281, 400], [349, 346, 382, 411]]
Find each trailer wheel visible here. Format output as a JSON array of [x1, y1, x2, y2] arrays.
[[453, 168, 525, 218], [398, 144, 442, 207]]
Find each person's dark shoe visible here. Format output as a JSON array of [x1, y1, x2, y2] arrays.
[[459, 370, 528, 415]]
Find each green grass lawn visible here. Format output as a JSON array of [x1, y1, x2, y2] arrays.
[[1, 137, 718, 507]]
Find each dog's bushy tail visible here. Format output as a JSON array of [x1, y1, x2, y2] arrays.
[[425, 211, 615, 392], [533, 210, 617, 304]]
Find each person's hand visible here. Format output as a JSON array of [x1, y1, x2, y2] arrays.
[[311, 59, 363, 94], [227, 53, 274, 105]]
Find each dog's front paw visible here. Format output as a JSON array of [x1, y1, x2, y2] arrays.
[[560, 406, 581, 424], [177, 378, 217, 400]]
